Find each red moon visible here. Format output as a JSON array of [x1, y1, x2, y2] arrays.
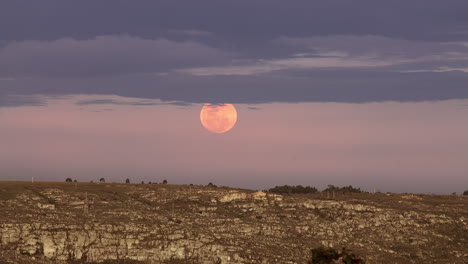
[[200, 104, 237, 133]]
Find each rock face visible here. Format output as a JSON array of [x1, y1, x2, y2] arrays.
[[0, 182, 467, 264]]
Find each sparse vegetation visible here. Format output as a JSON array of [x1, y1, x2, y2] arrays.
[[65, 178, 73, 182], [322, 185, 364, 194], [68, 260, 146, 264], [464, 190, 468, 195], [308, 247, 365, 264], [0, 181, 466, 264], [100, 178, 105, 183], [267, 185, 318, 194], [125, 178, 130, 184], [266, 185, 365, 195], [162, 180, 167, 184]]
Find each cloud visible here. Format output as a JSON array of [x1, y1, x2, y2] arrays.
[[1, 1, 468, 44], [1, 70, 468, 106], [0, 36, 232, 78], [247, 107, 261, 111], [180, 53, 401, 76], [76, 99, 192, 107], [168, 29, 214, 37], [1, 3, 468, 106], [181, 36, 468, 76], [0, 94, 45, 108]]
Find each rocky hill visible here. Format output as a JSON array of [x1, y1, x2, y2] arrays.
[[0, 182, 466, 264]]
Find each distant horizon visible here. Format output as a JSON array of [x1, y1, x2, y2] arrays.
[[1, 179, 465, 195]]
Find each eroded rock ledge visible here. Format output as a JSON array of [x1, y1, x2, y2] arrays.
[[0, 182, 466, 263]]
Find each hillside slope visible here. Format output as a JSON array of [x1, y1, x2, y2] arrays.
[[0, 182, 466, 263]]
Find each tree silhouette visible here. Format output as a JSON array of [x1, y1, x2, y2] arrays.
[[267, 185, 318, 194], [99, 178, 105, 183], [125, 178, 130, 184], [65, 178, 72, 182], [162, 180, 167, 184]]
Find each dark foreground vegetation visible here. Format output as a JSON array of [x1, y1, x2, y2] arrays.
[[267, 185, 364, 195], [309, 247, 365, 264], [65, 246, 366, 264]]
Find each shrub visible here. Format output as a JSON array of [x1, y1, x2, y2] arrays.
[[322, 185, 364, 194], [69, 260, 146, 264], [463, 190, 468, 195], [308, 247, 365, 264], [267, 185, 318, 194], [65, 178, 73, 182], [125, 178, 130, 184], [162, 180, 168, 184]]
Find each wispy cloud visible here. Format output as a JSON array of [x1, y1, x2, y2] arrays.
[[181, 36, 468, 76], [76, 99, 193, 107], [0, 36, 232, 78]]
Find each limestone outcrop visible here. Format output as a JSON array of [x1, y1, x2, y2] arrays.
[[0, 182, 466, 263]]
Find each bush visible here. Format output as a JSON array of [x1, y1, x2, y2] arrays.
[[322, 185, 364, 194], [65, 178, 73, 182], [125, 178, 130, 184], [463, 190, 468, 195], [267, 185, 318, 194], [308, 247, 365, 264], [68, 260, 146, 264]]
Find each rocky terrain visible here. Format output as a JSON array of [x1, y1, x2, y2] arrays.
[[0, 181, 466, 264]]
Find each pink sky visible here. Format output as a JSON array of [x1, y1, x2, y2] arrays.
[[1, 95, 467, 194]]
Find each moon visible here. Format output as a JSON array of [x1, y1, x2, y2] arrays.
[[200, 104, 237, 133]]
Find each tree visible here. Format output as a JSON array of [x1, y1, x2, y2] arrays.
[[148, 181, 152, 184], [125, 178, 130, 184], [207, 182, 217, 187], [65, 178, 73, 182], [162, 180, 167, 184], [141, 181, 144, 184], [463, 190, 468, 195], [322, 185, 363, 194], [267, 185, 318, 194], [100, 178, 105, 183], [73, 179, 77, 182]]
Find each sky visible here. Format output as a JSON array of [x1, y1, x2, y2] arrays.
[[1, 1, 467, 193]]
